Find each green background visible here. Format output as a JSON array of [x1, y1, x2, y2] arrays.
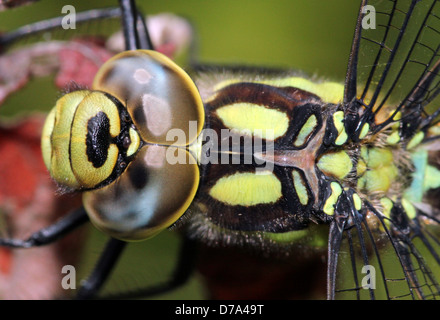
[[0, 0, 361, 299], [0, 0, 359, 118]]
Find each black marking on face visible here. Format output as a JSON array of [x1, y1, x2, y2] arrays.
[[86, 111, 111, 168]]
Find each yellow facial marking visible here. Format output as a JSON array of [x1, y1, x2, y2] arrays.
[[70, 92, 121, 189], [292, 170, 309, 205], [209, 171, 282, 206], [317, 150, 353, 180], [46, 90, 91, 189], [127, 127, 141, 157], [323, 182, 342, 216], [216, 103, 289, 140], [294, 114, 317, 147], [41, 107, 56, 172]]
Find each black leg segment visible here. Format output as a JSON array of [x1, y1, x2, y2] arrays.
[[0, 207, 89, 248]]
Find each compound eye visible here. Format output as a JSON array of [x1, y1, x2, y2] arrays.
[[82, 145, 199, 241], [41, 90, 126, 190], [93, 50, 205, 146]]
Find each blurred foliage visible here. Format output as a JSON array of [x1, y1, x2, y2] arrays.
[[0, 0, 359, 117]]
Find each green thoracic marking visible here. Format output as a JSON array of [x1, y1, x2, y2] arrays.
[[332, 111, 348, 145], [367, 148, 393, 168], [379, 197, 393, 228], [424, 165, 440, 192], [359, 123, 369, 140], [358, 165, 398, 193], [317, 150, 353, 180], [380, 197, 393, 219], [407, 131, 425, 150], [292, 170, 309, 205], [356, 158, 367, 176], [360, 145, 368, 161], [43, 90, 90, 189], [428, 123, 440, 137], [401, 198, 416, 220], [357, 146, 398, 193], [294, 114, 317, 147], [392, 111, 402, 122], [323, 182, 343, 216], [386, 130, 400, 145], [384, 114, 401, 146], [352, 193, 362, 211]]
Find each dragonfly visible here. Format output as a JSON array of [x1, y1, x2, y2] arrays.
[[1, 0, 440, 300]]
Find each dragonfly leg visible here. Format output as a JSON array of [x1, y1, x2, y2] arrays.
[[76, 238, 127, 299], [0, 207, 89, 248], [98, 236, 198, 299]]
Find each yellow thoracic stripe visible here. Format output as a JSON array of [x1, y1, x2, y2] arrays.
[[294, 114, 317, 147], [216, 103, 289, 140], [209, 171, 282, 206], [323, 182, 343, 216], [213, 76, 344, 104], [292, 170, 309, 205]]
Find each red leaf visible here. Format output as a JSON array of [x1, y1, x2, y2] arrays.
[[0, 116, 86, 299]]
